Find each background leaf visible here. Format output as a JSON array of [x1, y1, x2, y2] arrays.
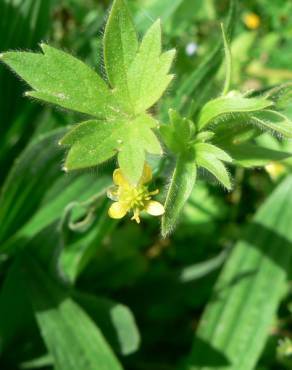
[[75, 292, 140, 356], [187, 176, 292, 370], [0, 0, 53, 184], [167, 0, 237, 117], [23, 257, 124, 370], [0, 129, 66, 247], [222, 142, 292, 167]]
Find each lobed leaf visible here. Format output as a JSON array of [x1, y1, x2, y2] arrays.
[[60, 120, 123, 170], [60, 114, 162, 184], [1, 1, 174, 183], [104, 0, 138, 112], [127, 20, 175, 114], [0, 45, 117, 118]]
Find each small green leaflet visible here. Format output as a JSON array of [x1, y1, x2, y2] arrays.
[[160, 109, 193, 154], [161, 109, 233, 236], [198, 94, 273, 130], [195, 143, 232, 190], [161, 109, 233, 190], [194, 143, 232, 163], [0, 0, 175, 184], [251, 110, 292, 138]]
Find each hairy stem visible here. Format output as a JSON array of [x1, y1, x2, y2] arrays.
[[161, 155, 197, 237]]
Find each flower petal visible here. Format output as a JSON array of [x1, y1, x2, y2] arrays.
[[107, 186, 119, 201], [145, 201, 165, 216], [113, 169, 129, 187], [139, 162, 152, 185], [108, 202, 128, 219]]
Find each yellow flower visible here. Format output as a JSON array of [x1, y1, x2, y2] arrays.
[[243, 12, 261, 30], [265, 162, 286, 181], [107, 163, 165, 223]]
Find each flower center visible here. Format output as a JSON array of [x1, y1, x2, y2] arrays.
[[119, 185, 156, 209]]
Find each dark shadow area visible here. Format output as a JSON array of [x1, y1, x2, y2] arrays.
[[0, 0, 51, 185], [185, 337, 231, 367], [242, 222, 292, 270], [74, 291, 127, 355]]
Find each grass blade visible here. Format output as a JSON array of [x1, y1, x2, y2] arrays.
[[23, 257, 124, 370], [187, 176, 292, 370], [0, 129, 66, 247], [169, 0, 236, 116]]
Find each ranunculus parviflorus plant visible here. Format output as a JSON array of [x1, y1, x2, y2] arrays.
[[1, 0, 292, 237]]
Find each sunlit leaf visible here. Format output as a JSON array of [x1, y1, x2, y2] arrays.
[[104, 0, 138, 112], [1, 45, 116, 118], [61, 114, 161, 184], [187, 176, 292, 370], [198, 95, 273, 130]]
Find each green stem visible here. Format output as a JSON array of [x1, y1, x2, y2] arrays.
[[161, 155, 197, 238]]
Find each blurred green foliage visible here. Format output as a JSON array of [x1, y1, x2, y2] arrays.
[[0, 0, 292, 370]]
